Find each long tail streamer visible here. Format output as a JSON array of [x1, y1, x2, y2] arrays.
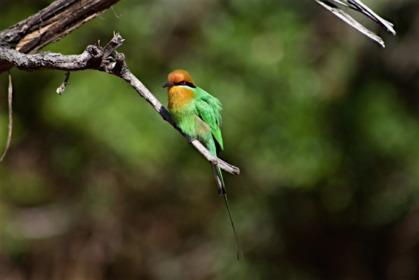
[[212, 164, 241, 260], [222, 192, 241, 260]]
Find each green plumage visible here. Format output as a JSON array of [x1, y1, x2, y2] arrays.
[[169, 85, 225, 193], [167, 78, 240, 259], [194, 87, 224, 151]]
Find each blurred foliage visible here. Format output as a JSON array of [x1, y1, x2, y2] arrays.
[[1, 0, 419, 279]]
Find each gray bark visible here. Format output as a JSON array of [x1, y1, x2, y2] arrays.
[[0, 32, 240, 174], [0, 0, 120, 73]]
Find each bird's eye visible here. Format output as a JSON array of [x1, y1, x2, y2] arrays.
[[176, 81, 196, 88]]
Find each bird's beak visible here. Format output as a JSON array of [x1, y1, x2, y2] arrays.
[[163, 81, 174, 88]]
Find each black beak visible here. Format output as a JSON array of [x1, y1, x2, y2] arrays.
[[163, 81, 174, 88]]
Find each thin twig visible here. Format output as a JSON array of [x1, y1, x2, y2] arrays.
[[314, 0, 396, 48], [0, 73, 13, 161], [56, 71, 70, 95], [117, 68, 240, 174], [0, 34, 240, 174], [0, 0, 121, 74]]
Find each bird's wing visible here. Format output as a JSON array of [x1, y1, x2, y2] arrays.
[[195, 87, 224, 150], [315, 0, 392, 47]]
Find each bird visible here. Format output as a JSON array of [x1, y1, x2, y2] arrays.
[[163, 69, 241, 259], [315, 0, 396, 47]]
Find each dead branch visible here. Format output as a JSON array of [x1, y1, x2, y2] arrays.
[[0, 74, 13, 162], [0, 0, 120, 73], [0, 34, 240, 175]]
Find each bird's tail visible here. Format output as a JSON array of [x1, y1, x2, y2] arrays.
[[212, 164, 226, 195], [211, 164, 241, 260]]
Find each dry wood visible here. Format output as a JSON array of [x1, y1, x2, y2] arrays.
[[0, 34, 240, 174], [0, 74, 13, 162], [0, 0, 120, 73]]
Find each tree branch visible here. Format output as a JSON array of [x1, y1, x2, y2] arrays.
[[0, 0, 120, 73], [0, 74, 13, 162], [0, 34, 240, 175]]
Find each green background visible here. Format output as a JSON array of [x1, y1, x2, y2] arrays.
[[1, 0, 418, 279]]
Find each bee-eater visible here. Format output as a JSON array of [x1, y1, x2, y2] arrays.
[[163, 69, 240, 259], [315, 0, 396, 47]]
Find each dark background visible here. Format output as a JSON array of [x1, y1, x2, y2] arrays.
[[1, 0, 419, 279]]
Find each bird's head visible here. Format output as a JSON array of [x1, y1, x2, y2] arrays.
[[163, 69, 196, 89]]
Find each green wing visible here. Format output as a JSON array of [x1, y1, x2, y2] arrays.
[[195, 87, 224, 150]]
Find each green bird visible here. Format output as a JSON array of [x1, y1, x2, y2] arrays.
[[163, 69, 240, 259]]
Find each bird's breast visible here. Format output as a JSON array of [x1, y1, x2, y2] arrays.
[[168, 86, 195, 111]]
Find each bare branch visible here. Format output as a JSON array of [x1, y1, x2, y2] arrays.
[[0, 34, 240, 174], [314, 0, 396, 48], [56, 71, 70, 95], [0, 74, 14, 162], [119, 69, 240, 175], [0, 0, 121, 73], [191, 140, 240, 175]]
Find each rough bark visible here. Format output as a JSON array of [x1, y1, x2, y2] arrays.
[[0, 0, 120, 73], [0, 33, 241, 174]]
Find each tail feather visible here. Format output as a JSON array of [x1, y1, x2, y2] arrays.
[[211, 164, 241, 260], [208, 137, 241, 259], [212, 164, 226, 195]]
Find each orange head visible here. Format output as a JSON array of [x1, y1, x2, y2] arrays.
[[163, 69, 196, 89]]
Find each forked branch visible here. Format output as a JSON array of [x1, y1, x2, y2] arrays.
[[0, 0, 121, 73], [0, 34, 240, 175]]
